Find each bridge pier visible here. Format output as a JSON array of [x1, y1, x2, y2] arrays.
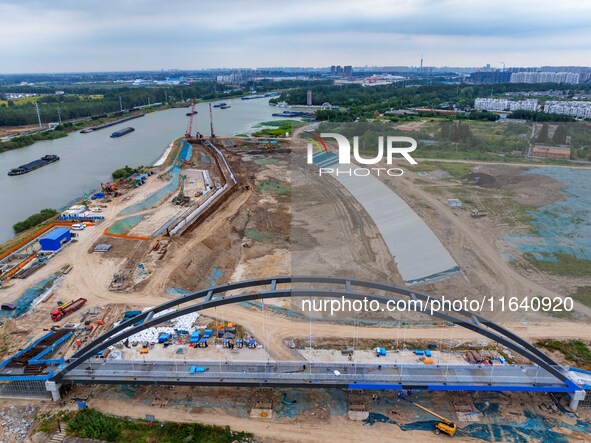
[[569, 389, 586, 411], [45, 380, 62, 402]]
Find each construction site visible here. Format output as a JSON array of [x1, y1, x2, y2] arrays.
[[0, 107, 590, 443]]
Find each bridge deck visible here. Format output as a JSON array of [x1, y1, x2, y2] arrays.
[[61, 359, 574, 392]]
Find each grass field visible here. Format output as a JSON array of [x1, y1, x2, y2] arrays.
[[38, 409, 253, 443], [571, 286, 591, 308], [525, 253, 591, 276]]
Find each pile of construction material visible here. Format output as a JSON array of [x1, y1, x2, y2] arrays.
[[125, 309, 199, 343], [465, 350, 498, 364]]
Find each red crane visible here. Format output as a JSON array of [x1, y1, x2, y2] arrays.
[[185, 100, 196, 138]]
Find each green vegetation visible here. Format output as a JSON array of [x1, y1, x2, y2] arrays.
[[112, 165, 144, 180], [244, 229, 277, 243], [272, 82, 590, 120], [252, 120, 305, 137], [0, 124, 75, 153], [536, 339, 591, 369], [412, 161, 473, 179], [571, 286, 591, 308], [255, 179, 290, 195], [39, 409, 253, 443], [13, 208, 58, 234], [507, 110, 575, 122], [524, 253, 591, 276]]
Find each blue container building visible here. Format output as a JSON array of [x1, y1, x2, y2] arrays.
[[39, 228, 71, 251]]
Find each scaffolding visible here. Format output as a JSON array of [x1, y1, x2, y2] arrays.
[[0, 379, 51, 399]]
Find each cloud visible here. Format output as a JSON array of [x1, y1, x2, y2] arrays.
[[0, 0, 590, 72]]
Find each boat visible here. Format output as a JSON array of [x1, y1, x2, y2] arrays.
[[110, 127, 135, 138], [7, 154, 60, 176], [80, 113, 145, 134], [271, 111, 314, 118], [185, 111, 198, 116], [220, 105, 231, 109], [213, 102, 226, 108]]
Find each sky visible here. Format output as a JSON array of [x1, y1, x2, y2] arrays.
[[0, 0, 590, 73]]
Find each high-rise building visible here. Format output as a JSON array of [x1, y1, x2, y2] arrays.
[[330, 65, 336, 75], [510, 71, 580, 84], [336, 65, 343, 75], [344, 65, 353, 76]]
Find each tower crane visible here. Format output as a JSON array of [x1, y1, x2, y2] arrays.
[[185, 100, 196, 138], [402, 398, 457, 437]]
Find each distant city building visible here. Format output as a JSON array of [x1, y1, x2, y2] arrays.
[[343, 65, 353, 76], [474, 98, 538, 112], [334, 74, 405, 87], [330, 65, 336, 75], [335, 65, 343, 75], [531, 146, 571, 159], [543, 101, 591, 119], [215, 71, 243, 84], [510, 71, 580, 84], [469, 71, 512, 84]]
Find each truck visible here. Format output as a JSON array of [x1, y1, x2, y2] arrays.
[[51, 298, 87, 321]]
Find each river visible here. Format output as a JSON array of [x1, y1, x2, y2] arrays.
[[0, 97, 281, 242]]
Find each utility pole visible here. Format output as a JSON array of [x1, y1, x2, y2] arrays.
[[57, 105, 62, 124], [35, 102, 42, 128], [119, 96, 123, 112]]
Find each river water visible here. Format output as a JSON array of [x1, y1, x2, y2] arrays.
[[0, 97, 281, 242]]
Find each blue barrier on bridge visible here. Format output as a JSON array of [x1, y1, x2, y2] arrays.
[[427, 384, 577, 393], [348, 384, 403, 390]]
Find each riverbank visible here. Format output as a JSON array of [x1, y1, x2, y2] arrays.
[[0, 104, 170, 154], [0, 96, 282, 243]]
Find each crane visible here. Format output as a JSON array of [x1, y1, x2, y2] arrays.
[[185, 100, 196, 138], [403, 398, 457, 437], [209, 102, 215, 139]]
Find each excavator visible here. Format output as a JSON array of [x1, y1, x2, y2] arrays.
[[403, 398, 457, 437]]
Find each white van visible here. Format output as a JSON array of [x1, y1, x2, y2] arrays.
[[71, 223, 86, 231]]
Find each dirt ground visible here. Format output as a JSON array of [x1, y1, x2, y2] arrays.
[[1, 133, 591, 442]]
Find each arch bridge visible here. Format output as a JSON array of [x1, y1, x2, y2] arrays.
[[47, 276, 586, 408]]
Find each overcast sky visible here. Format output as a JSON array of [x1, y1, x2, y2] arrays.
[[1, 0, 590, 73]]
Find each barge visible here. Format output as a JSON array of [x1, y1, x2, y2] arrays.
[[110, 127, 135, 138], [8, 154, 60, 176], [80, 113, 145, 134]]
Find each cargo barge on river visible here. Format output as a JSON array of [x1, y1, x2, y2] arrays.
[[7, 154, 60, 176], [80, 113, 145, 133], [110, 127, 135, 138]]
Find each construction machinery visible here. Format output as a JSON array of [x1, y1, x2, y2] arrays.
[[185, 100, 196, 138], [51, 298, 87, 321], [403, 398, 457, 437], [209, 102, 215, 139], [470, 209, 487, 218], [172, 174, 190, 205]]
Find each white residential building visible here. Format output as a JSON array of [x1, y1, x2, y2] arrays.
[[474, 98, 538, 112], [510, 71, 580, 84], [544, 101, 591, 119]]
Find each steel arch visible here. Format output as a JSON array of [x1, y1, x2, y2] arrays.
[[53, 276, 570, 386]]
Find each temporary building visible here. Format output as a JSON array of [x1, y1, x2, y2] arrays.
[[39, 228, 71, 251]]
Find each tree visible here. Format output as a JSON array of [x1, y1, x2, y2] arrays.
[[537, 123, 549, 143], [552, 124, 567, 145]]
